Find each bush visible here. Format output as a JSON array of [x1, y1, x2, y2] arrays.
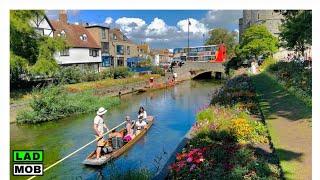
[[56, 66, 82, 84], [81, 70, 101, 82], [210, 75, 259, 114], [151, 66, 165, 76], [259, 57, 276, 72], [112, 67, 132, 79], [16, 85, 120, 123]]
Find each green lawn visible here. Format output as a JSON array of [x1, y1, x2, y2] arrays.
[[252, 72, 312, 180]]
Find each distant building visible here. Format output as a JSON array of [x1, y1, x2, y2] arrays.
[[137, 43, 152, 60], [50, 11, 101, 72], [108, 28, 138, 67], [151, 49, 171, 64], [173, 45, 218, 61], [85, 25, 111, 69]]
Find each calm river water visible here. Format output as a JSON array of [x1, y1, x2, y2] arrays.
[[10, 80, 221, 179]]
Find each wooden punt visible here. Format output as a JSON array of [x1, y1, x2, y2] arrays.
[[83, 116, 154, 166]]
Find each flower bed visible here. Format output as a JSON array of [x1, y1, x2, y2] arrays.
[[168, 75, 281, 179]]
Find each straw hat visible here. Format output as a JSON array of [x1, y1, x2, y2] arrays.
[[97, 107, 107, 115]]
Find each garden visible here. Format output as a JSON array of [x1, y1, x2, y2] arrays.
[[168, 74, 281, 179], [266, 60, 312, 107]]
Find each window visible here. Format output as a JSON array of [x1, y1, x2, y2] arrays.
[[126, 46, 130, 55], [117, 57, 124, 66], [89, 49, 99, 57], [61, 30, 66, 37], [116, 45, 124, 55], [101, 29, 106, 39], [102, 56, 111, 67], [123, 35, 128, 41], [80, 34, 88, 41], [101, 42, 109, 54], [60, 49, 69, 56], [113, 34, 117, 40]]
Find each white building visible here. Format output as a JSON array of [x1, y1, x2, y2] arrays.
[[29, 12, 54, 37], [50, 11, 102, 72]]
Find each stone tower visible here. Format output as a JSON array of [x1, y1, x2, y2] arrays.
[[239, 10, 283, 42]]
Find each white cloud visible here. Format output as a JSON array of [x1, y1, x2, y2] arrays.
[[115, 17, 146, 33], [201, 10, 242, 30], [104, 17, 113, 25], [177, 18, 208, 34], [146, 18, 168, 35]]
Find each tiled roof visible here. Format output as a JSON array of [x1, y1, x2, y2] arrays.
[[50, 20, 100, 49]]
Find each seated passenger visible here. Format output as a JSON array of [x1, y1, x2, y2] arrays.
[[135, 116, 147, 135], [138, 106, 147, 121], [123, 116, 134, 142], [109, 129, 123, 149]]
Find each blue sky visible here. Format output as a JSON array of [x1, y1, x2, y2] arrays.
[[47, 10, 242, 49]]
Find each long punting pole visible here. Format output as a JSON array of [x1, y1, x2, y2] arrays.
[[26, 121, 126, 180]]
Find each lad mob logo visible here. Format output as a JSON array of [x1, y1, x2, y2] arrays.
[[13, 150, 44, 176]]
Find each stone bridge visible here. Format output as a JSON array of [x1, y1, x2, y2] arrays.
[[173, 61, 225, 81]]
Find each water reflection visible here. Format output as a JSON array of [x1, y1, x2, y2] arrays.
[[10, 80, 221, 179]]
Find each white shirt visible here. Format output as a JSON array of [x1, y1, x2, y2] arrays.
[[136, 120, 147, 129], [138, 111, 147, 119], [94, 115, 104, 134], [173, 73, 177, 78]]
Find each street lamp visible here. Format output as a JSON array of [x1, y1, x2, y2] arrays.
[[187, 18, 191, 61]]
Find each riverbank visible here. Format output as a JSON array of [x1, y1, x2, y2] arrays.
[[166, 74, 281, 179], [10, 74, 162, 123], [252, 72, 312, 180]]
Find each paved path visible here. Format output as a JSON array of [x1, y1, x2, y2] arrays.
[[252, 73, 312, 180]]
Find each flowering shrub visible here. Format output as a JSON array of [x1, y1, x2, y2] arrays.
[[210, 75, 259, 114], [229, 118, 253, 144], [168, 74, 279, 179]]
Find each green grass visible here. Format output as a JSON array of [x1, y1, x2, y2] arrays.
[[252, 72, 311, 179], [16, 86, 121, 123]]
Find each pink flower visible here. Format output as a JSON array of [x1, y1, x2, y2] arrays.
[[187, 157, 193, 162]]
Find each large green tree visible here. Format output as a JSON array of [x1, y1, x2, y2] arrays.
[[10, 10, 66, 85], [277, 10, 312, 54], [239, 25, 279, 59], [205, 28, 237, 57]]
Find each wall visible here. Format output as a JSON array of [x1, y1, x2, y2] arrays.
[[54, 48, 101, 65]]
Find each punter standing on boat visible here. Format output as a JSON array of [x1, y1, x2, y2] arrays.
[[93, 107, 109, 159]]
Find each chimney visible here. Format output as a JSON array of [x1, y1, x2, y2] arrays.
[[59, 10, 67, 24]]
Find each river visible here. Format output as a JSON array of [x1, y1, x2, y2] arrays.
[[10, 80, 221, 179]]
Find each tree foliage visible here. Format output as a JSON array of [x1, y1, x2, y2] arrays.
[[10, 10, 66, 85], [278, 10, 312, 54], [205, 28, 237, 57], [238, 25, 278, 58]]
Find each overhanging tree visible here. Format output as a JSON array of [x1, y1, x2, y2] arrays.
[[10, 10, 66, 85], [239, 25, 278, 59], [205, 28, 237, 57], [278, 10, 312, 55]]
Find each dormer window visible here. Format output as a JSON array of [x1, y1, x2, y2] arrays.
[[123, 35, 128, 41], [80, 34, 88, 41], [60, 30, 66, 37]]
